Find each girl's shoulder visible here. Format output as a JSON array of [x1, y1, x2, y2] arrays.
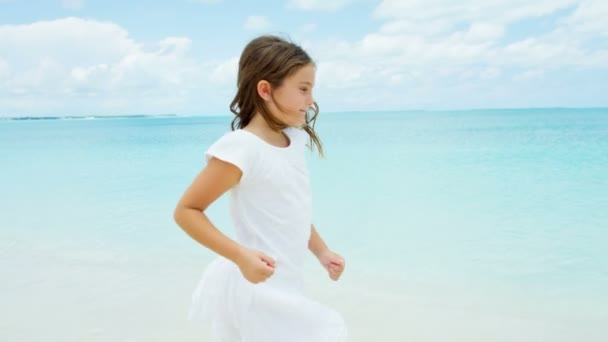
[[204, 130, 261, 182], [229, 127, 307, 149], [211, 128, 250, 144], [206, 127, 306, 158]]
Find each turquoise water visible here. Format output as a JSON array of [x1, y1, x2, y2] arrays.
[[1, 108, 607, 341]]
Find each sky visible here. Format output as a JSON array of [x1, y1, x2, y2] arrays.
[[0, 0, 607, 117]]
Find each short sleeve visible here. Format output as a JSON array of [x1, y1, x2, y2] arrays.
[[205, 131, 256, 181]]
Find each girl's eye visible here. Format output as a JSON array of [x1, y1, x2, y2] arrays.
[[301, 88, 309, 92]]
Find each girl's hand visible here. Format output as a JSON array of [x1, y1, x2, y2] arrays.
[[317, 250, 345, 281], [235, 247, 276, 284]]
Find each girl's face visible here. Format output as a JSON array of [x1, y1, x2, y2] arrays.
[[269, 64, 316, 128]]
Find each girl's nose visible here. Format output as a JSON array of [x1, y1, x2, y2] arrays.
[[307, 95, 315, 107]]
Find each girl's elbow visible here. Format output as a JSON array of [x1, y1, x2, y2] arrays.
[[173, 206, 186, 226], [173, 204, 206, 225]]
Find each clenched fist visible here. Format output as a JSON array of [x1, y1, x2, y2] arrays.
[[235, 247, 276, 284]]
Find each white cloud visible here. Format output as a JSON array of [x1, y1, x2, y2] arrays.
[[461, 23, 505, 43], [562, 0, 608, 36], [0, 17, 222, 116], [373, 0, 578, 26], [378, 19, 451, 37], [320, 1, 608, 70], [0, 17, 137, 66], [62, 0, 83, 10], [316, 61, 366, 88], [302, 0, 608, 111], [1, 1, 607, 116], [157, 37, 192, 56], [209, 57, 238, 84], [288, 0, 349, 12], [244, 16, 271, 31]]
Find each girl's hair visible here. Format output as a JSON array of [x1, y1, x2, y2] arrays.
[[230, 35, 324, 157]]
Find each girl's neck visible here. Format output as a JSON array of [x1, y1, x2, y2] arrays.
[[243, 113, 290, 147]]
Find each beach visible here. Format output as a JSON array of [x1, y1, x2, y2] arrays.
[[1, 109, 607, 341]]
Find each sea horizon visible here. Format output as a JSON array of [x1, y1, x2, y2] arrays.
[[2, 106, 607, 121]]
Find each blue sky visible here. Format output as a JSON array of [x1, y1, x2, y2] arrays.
[[0, 0, 607, 117]]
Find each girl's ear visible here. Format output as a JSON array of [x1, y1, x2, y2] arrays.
[[257, 80, 272, 101]]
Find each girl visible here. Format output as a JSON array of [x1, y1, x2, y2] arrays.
[[173, 35, 348, 341]]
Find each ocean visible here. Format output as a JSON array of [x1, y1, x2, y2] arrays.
[[1, 108, 606, 341]]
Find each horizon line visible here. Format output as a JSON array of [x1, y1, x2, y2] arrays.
[[1, 106, 607, 120]]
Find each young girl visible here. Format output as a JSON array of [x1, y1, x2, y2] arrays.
[[173, 35, 347, 341]]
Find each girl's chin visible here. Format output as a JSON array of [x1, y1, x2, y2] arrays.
[[288, 117, 306, 128]]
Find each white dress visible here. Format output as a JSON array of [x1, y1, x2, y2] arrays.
[[188, 127, 347, 342]]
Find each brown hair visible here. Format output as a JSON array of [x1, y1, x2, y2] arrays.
[[230, 35, 324, 157]]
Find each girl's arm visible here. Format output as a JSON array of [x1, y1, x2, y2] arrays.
[[174, 157, 276, 284], [309, 224, 346, 281], [308, 224, 330, 258], [173, 157, 245, 263]]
